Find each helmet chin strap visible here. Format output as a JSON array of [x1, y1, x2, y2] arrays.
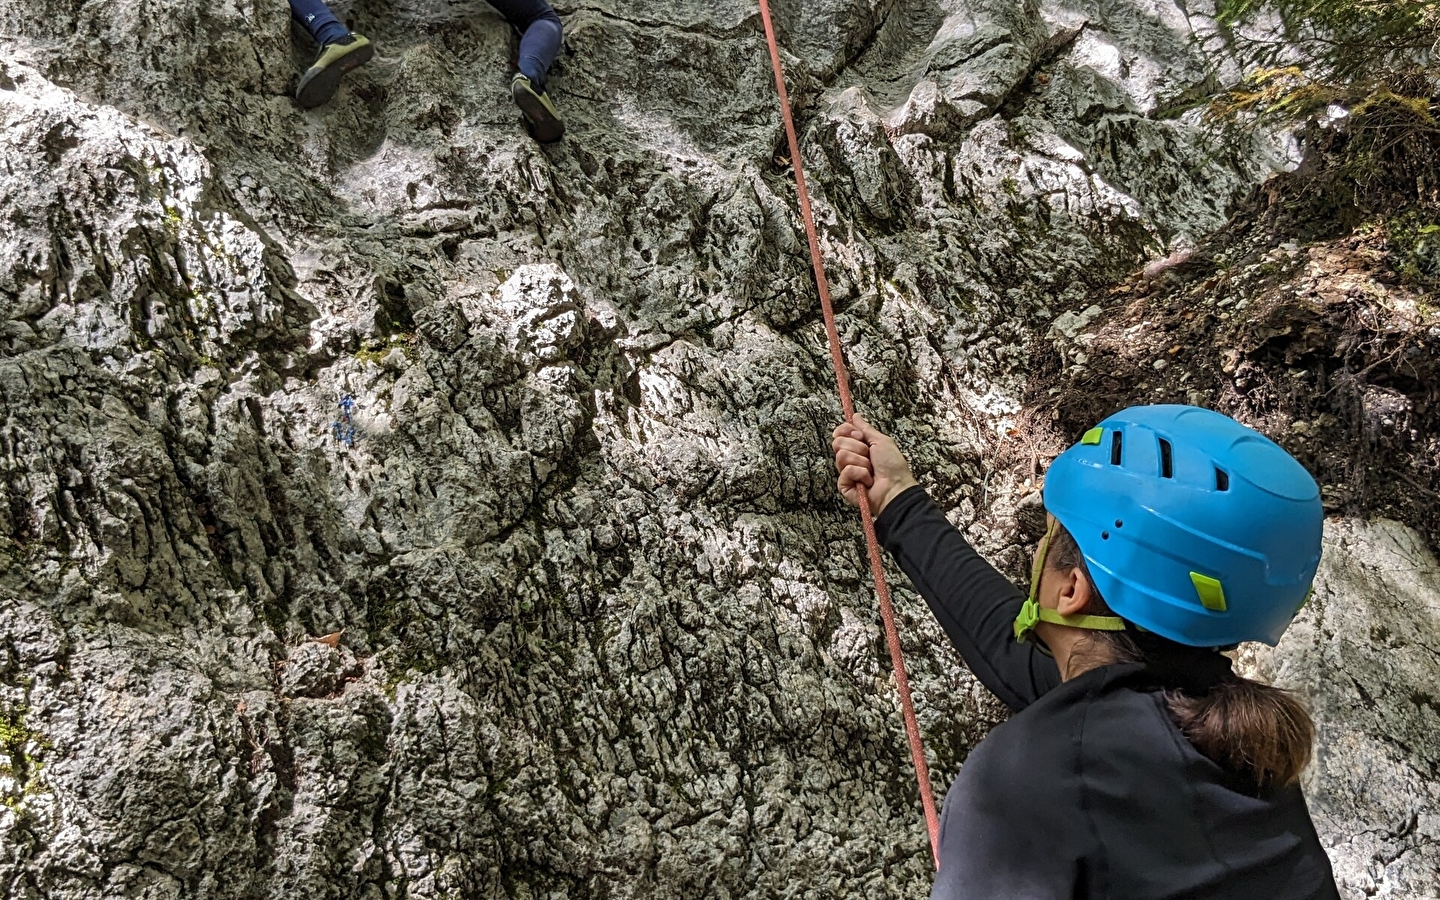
[[1013, 519, 1128, 644]]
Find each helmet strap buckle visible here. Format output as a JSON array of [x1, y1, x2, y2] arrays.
[[1013, 518, 1127, 644]]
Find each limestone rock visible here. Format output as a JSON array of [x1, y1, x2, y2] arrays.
[[1242, 519, 1440, 900], [0, 0, 1432, 897]]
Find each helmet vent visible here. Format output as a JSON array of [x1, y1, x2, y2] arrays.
[[1110, 431, 1123, 465], [1159, 439, 1174, 478], [1215, 468, 1230, 491]]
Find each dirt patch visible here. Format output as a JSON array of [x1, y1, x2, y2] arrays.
[[1025, 188, 1440, 548]]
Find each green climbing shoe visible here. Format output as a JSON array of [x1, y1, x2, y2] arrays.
[[296, 34, 374, 109], [511, 74, 565, 143]]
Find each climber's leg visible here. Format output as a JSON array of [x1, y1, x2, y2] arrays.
[[290, 0, 350, 47], [488, 0, 565, 142], [289, 0, 374, 109], [496, 0, 562, 91]]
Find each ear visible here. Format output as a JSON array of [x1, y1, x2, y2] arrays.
[[1054, 568, 1093, 617]]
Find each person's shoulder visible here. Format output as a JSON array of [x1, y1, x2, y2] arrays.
[[1069, 665, 1175, 733], [1007, 664, 1178, 763], [975, 665, 1171, 767], [976, 679, 1099, 762], [1069, 666, 1199, 779], [950, 685, 1102, 826], [954, 713, 1071, 810]]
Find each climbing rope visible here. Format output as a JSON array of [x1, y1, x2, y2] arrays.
[[755, 0, 942, 870]]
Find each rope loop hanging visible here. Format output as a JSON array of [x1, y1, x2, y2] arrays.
[[754, 0, 942, 869]]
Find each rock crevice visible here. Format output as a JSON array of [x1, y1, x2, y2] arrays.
[[0, 0, 1435, 897]]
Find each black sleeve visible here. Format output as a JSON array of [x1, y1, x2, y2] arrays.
[[874, 486, 1061, 711]]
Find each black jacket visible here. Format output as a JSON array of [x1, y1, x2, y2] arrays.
[[874, 486, 1340, 900]]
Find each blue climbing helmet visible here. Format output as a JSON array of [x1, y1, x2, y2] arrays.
[[1024, 405, 1323, 648]]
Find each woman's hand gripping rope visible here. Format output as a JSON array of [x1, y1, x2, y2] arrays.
[[832, 417, 919, 517]]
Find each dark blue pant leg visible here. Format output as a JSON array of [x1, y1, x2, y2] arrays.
[[289, 0, 350, 47], [487, 0, 563, 89]]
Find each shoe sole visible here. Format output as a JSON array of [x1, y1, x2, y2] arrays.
[[296, 43, 375, 109], [512, 82, 565, 143]]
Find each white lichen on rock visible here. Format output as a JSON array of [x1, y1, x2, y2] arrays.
[[0, 0, 1434, 897]]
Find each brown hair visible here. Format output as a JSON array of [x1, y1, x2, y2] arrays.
[[1047, 524, 1315, 788]]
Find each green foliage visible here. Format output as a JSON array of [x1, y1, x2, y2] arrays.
[[1207, 1, 1440, 218], [1216, 0, 1439, 89], [1388, 211, 1440, 289], [0, 705, 49, 807], [354, 332, 415, 367], [1211, 0, 1438, 121]]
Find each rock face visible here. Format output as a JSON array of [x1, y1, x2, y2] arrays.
[[0, 0, 1434, 897], [1245, 520, 1440, 899]]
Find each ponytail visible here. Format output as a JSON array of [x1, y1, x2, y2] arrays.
[[1166, 677, 1314, 787], [1046, 525, 1315, 787]]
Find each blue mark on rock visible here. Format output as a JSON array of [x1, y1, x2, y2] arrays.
[[331, 394, 357, 447]]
